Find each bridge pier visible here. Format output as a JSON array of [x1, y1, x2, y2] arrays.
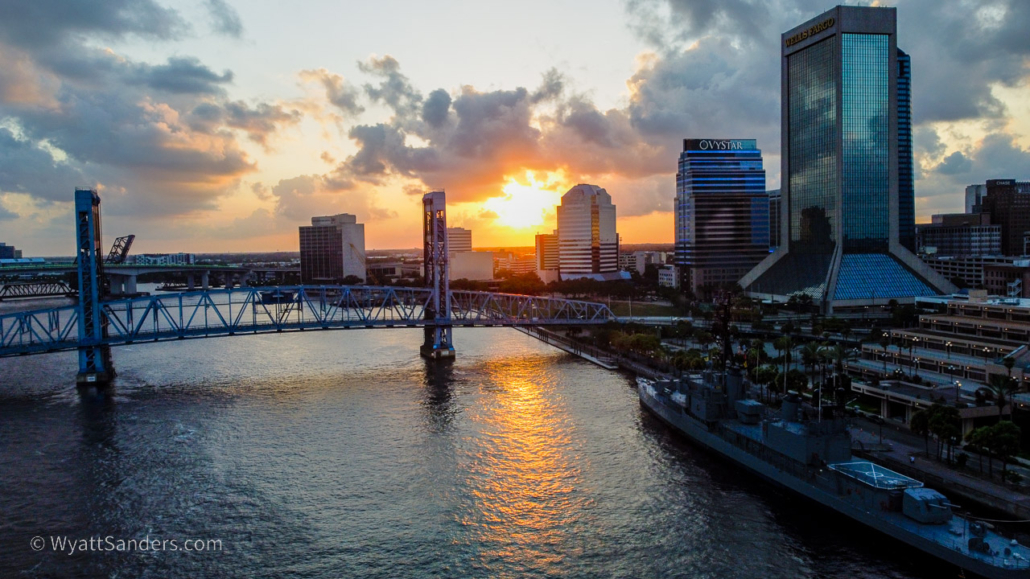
[[420, 326, 455, 359], [201, 271, 209, 290], [107, 273, 137, 296], [421, 191, 455, 360], [74, 189, 116, 388]]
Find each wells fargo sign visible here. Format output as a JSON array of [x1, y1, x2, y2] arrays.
[[785, 18, 835, 47]]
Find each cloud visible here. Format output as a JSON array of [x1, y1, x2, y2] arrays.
[[267, 174, 397, 224], [300, 68, 364, 118], [205, 0, 243, 38], [0, 0, 189, 50], [4, 0, 1030, 250], [0, 2, 298, 218], [0, 200, 19, 220], [0, 128, 89, 202], [935, 151, 973, 175], [130, 56, 233, 95], [917, 132, 1030, 216]]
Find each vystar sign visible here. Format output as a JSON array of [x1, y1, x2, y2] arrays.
[[684, 139, 757, 151]]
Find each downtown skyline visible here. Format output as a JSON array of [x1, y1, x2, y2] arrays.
[[1, 0, 1029, 256]]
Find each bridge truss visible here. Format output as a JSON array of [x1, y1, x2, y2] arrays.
[[0, 280, 74, 301], [0, 285, 615, 358]]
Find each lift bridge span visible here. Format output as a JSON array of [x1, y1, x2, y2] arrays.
[[0, 285, 613, 356], [4, 189, 616, 385]]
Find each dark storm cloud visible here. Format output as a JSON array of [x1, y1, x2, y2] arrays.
[[205, 0, 244, 38]]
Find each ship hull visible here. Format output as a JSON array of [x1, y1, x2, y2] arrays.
[[638, 384, 1029, 579]]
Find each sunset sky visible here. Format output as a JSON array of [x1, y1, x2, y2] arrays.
[[1, 0, 1029, 255]]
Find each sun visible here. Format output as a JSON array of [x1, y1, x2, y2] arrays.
[[483, 172, 565, 229]]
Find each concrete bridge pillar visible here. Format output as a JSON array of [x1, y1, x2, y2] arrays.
[[201, 271, 209, 290], [124, 274, 137, 295], [187, 274, 195, 291]]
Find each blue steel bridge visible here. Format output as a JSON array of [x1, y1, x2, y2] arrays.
[[0, 285, 613, 357], [3, 189, 616, 385]]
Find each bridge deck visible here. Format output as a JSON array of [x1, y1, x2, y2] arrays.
[[0, 285, 615, 357]]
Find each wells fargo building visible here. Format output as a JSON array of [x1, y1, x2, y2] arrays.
[[741, 5, 953, 312]]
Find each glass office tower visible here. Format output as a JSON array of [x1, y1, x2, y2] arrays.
[[740, 5, 953, 312], [897, 49, 916, 252], [674, 139, 769, 297]]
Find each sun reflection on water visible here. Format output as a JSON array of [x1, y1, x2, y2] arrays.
[[457, 354, 590, 573]]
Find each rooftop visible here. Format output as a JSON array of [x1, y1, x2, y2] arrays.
[[828, 461, 924, 490]]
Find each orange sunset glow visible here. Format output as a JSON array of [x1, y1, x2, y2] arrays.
[[482, 172, 566, 230]]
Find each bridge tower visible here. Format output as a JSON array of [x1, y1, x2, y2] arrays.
[[74, 189, 114, 386], [421, 191, 455, 359]]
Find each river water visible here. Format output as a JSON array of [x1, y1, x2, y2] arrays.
[[0, 294, 942, 578]]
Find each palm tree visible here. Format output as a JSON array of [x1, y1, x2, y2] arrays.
[[747, 338, 765, 381], [801, 342, 821, 389], [910, 409, 931, 457], [773, 336, 792, 396], [985, 374, 1018, 421], [878, 334, 891, 374]]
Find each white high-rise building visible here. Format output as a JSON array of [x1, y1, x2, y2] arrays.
[[446, 227, 472, 257], [535, 230, 559, 271], [557, 184, 617, 278], [300, 214, 366, 283]]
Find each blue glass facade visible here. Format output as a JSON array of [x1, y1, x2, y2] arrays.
[[897, 49, 916, 251], [787, 37, 837, 254], [674, 139, 769, 294], [842, 33, 890, 252], [833, 254, 933, 300]]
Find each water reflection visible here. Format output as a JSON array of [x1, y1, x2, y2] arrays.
[[421, 360, 457, 432], [459, 353, 587, 574], [77, 386, 118, 450]]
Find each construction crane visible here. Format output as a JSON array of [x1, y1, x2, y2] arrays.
[[105, 234, 135, 264]]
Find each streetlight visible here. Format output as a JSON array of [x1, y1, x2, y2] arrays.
[[947, 364, 957, 402], [946, 341, 952, 359], [983, 346, 990, 360]]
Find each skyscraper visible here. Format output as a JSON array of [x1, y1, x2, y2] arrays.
[[674, 138, 770, 296], [299, 214, 366, 283], [768, 189, 782, 252], [535, 230, 559, 271], [979, 179, 1030, 256], [897, 49, 916, 252], [446, 227, 472, 257], [741, 5, 953, 312], [557, 184, 617, 279]]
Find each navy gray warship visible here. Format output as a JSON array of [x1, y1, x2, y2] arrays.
[[638, 370, 1030, 578]]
